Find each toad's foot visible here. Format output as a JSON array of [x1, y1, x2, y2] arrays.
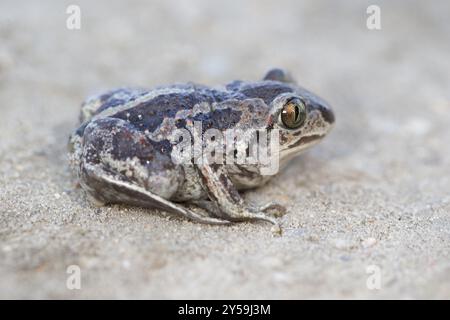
[[260, 202, 287, 218]]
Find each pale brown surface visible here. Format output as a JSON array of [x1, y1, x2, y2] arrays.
[[0, 0, 449, 299]]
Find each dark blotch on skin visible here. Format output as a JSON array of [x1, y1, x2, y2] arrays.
[[192, 108, 242, 133], [110, 127, 173, 164], [175, 118, 187, 128], [85, 118, 174, 169], [95, 88, 147, 115], [82, 127, 105, 165], [113, 90, 232, 132], [239, 83, 293, 105], [114, 93, 196, 133]]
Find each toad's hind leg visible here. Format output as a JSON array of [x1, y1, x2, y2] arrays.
[[81, 167, 231, 225], [78, 117, 230, 225]]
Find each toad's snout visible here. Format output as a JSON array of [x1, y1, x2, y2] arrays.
[[307, 99, 335, 125]]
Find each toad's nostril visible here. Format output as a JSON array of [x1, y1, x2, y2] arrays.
[[319, 106, 335, 124]]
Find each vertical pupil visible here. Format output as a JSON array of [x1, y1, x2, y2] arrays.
[[294, 105, 299, 123]]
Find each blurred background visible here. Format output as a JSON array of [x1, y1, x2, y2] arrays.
[[0, 0, 449, 299]]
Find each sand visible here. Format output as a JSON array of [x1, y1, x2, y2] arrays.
[[0, 0, 449, 299]]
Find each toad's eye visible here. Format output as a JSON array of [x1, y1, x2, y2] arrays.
[[280, 98, 307, 129]]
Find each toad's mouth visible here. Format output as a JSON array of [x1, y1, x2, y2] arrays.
[[287, 134, 324, 149], [279, 134, 325, 160]]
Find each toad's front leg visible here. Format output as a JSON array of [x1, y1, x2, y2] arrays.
[[196, 163, 286, 227]]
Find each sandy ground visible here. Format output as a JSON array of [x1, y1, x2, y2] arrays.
[[0, 0, 449, 299]]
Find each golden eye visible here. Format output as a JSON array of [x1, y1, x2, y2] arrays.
[[280, 98, 307, 129]]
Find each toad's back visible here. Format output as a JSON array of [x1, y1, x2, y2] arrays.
[[81, 85, 233, 124]]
